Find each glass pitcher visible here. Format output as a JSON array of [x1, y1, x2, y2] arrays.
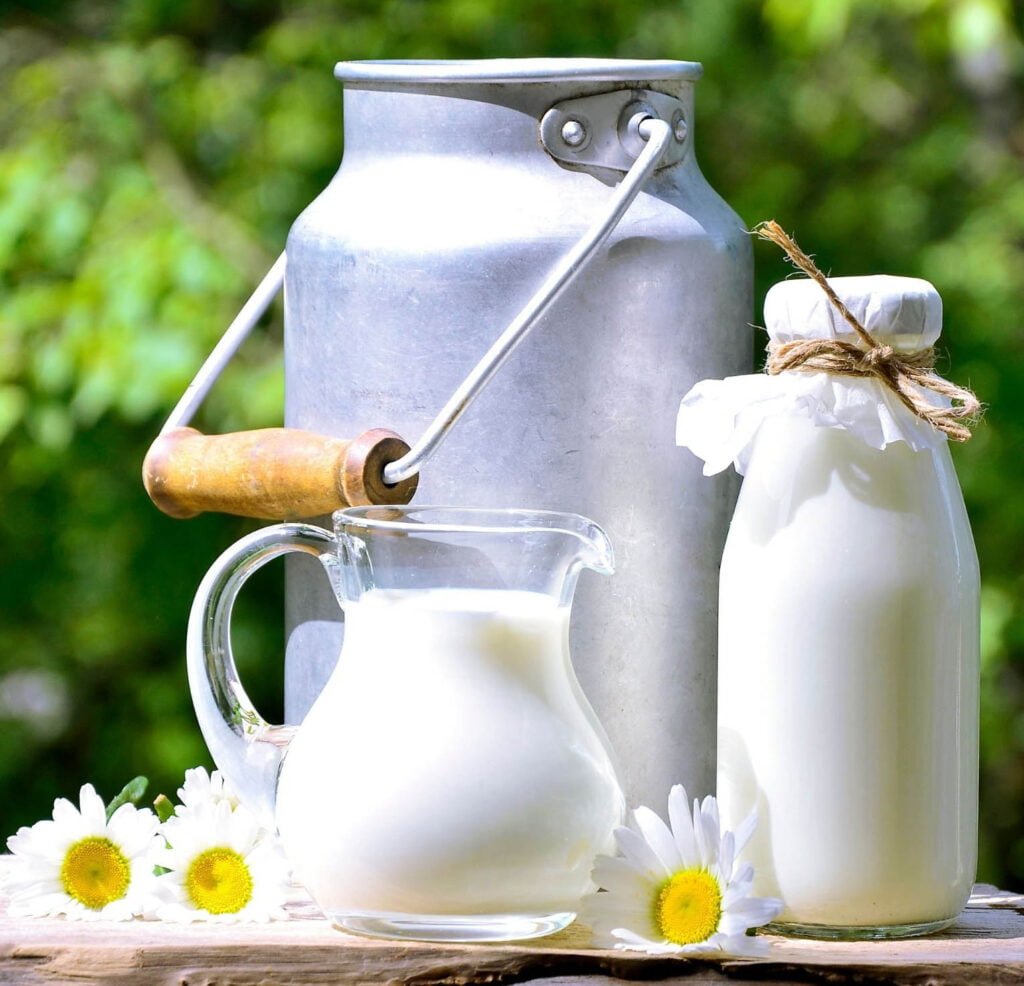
[[187, 506, 625, 941]]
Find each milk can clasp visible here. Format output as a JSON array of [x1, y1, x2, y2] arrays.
[[540, 89, 688, 172]]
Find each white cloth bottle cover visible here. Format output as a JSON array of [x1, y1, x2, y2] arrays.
[[676, 275, 951, 477]]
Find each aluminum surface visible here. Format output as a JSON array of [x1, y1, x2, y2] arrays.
[[283, 59, 752, 808], [383, 115, 674, 485]]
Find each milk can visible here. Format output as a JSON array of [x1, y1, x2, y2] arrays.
[[145, 59, 753, 808], [678, 267, 980, 938]]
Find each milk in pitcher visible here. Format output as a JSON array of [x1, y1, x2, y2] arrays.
[[276, 586, 623, 920]]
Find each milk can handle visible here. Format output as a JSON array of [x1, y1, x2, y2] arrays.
[[383, 114, 676, 485], [186, 522, 336, 828], [152, 116, 675, 515]]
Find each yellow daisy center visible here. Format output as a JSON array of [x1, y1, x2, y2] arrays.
[[60, 836, 131, 910], [655, 868, 722, 945], [185, 847, 254, 914]]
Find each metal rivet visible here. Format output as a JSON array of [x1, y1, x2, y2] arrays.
[[561, 119, 587, 147], [672, 111, 688, 144]]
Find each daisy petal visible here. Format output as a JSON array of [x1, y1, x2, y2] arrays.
[[692, 798, 708, 865], [108, 805, 160, 856], [9, 892, 72, 918], [719, 933, 771, 957], [717, 830, 735, 883], [51, 797, 83, 831], [581, 897, 656, 936], [722, 876, 754, 908], [678, 935, 728, 955], [78, 784, 108, 831], [632, 806, 683, 872], [591, 855, 651, 899], [733, 861, 754, 886], [225, 803, 261, 852], [667, 785, 699, 868], [611, 928, 683, 954], [613, 825, 671, 879], [699, 796, 721, 862], [721, 895, 784, 932]]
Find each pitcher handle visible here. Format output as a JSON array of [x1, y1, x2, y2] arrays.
[[186, 522, 337, 829]]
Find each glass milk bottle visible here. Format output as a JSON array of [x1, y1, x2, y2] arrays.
[[678, 275, 980, 939]]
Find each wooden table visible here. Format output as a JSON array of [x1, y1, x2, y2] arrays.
[[2, 858, 1023, 985]]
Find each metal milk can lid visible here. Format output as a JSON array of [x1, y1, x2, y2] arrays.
[[765, 275, 943, 349], [333, 58, 704, 84]]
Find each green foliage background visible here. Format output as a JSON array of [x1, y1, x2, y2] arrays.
[[1, 0, 1022, 887]]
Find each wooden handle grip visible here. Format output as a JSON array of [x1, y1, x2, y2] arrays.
[[142, 427, 419, 520]]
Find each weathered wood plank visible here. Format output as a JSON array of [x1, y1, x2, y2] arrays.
[[2, 858, 1023, 985]]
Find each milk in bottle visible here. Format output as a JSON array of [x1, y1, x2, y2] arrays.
[[678, 274, 980, 939]]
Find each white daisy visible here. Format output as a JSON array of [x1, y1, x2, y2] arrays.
[[581, 785, 782, 955], [5, 783, 161, 920], [175, 766, 240, 817], [152, 799, 290, 922]]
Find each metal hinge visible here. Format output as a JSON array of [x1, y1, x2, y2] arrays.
[[540, 88, 688, 172]]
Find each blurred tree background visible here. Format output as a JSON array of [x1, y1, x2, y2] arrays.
[[1, 0, 1022, 886]]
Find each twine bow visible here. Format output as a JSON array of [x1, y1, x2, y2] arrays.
[[754, 220, 982, 442]]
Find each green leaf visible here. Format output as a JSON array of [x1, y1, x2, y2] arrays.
[[153, 793, 175, 823], [105, 775, 148, 821]]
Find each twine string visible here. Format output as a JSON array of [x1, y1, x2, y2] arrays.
[[753, 220, 982, 442]]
